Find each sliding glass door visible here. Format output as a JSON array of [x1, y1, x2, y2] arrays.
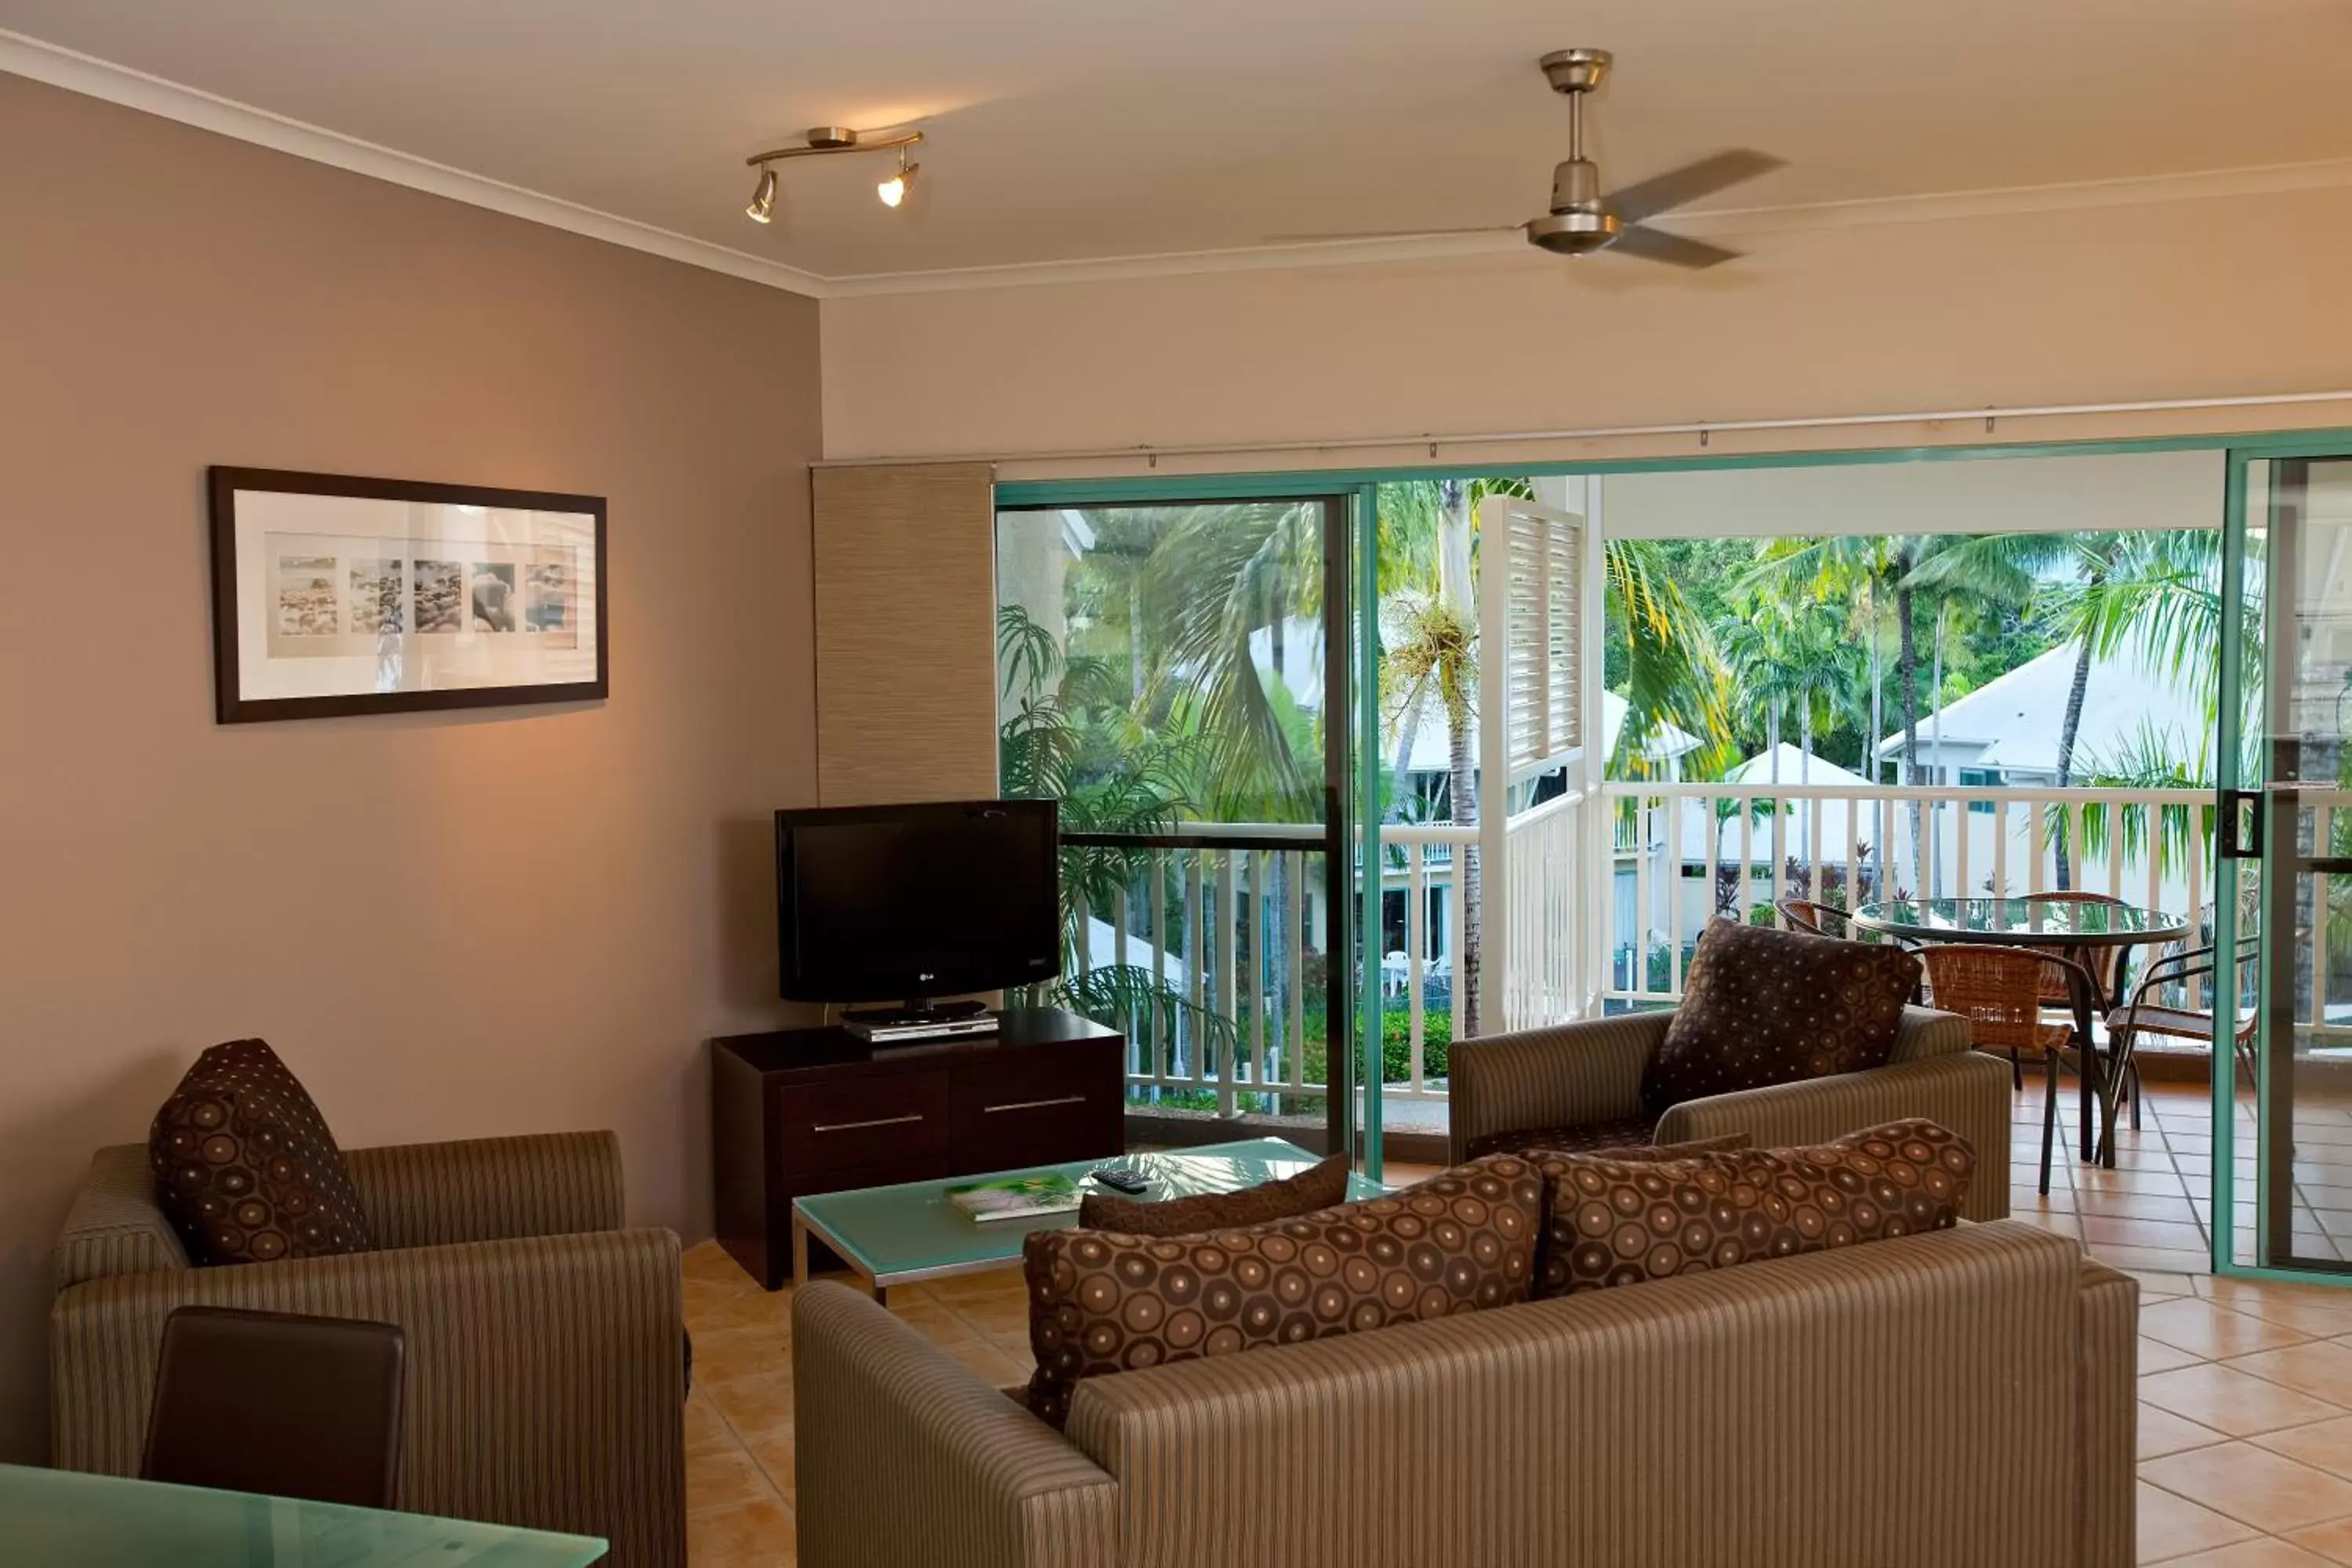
[[2220, 448, 2352, 1276], [993, 494, 1378, 1165]]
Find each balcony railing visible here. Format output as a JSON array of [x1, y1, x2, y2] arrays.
[[1606, 781, 2220, 1013], [1062, 790, 1589, 1116]]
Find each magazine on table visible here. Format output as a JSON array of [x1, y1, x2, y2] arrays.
[[946, 1172, 1083, 1223]]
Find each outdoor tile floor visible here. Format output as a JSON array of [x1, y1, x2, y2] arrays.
[[678, 1073, 2352, 1566]]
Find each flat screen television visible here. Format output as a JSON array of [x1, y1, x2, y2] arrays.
[[775, 799, 1062, 1014]]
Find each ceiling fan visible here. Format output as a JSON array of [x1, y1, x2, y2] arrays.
[[1268, 49, 1784, 268]]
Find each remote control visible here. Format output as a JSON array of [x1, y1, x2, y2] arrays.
[[1090, 1163, 1152, 1195]]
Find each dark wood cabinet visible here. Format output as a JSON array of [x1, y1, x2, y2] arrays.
[[710, 1008, 1124, 1289]]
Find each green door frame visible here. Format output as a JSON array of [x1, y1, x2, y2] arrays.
[[2215, 435, 2352, 1283]]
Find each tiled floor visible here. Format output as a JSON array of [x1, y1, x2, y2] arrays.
[[678, 1073, 2352, 1566]]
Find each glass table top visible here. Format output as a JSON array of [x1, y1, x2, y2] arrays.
[[1852, 897, 2190, 944], [1, 1464, 607, 1566], [794, 1137, 1383, 1283]]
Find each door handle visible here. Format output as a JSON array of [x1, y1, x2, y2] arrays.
[[2219, 790, 2266, 859], [810, 1112, 926, 1134], [983, 1094, 1088, 1114]]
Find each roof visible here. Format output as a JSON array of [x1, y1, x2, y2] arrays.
[[1671, 746, 1879, 862], [1872, 640, 2209, 774]]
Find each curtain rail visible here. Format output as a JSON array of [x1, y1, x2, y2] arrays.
[[813, 389, 2352, 471]]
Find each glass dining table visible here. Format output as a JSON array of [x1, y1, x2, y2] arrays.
[[1, 1463, 607, 1566], [1849, 897, 2191, 1168]]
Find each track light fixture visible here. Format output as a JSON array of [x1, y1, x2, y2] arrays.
[[877, 148, 918, 209], [743, 126, 925, 223], [745, 166, 778, 223]]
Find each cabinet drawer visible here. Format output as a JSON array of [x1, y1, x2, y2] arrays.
[[776, 1072, 949, 1176], [949, 1050, 1120, 1167]]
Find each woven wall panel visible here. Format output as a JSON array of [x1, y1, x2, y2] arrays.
[[812, 463, 998, 805]]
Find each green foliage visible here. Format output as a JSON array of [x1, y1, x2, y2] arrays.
[[1300, 1009, 1454, 1086]]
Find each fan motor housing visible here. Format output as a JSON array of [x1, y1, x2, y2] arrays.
[[1526, 209, 1622, 255]]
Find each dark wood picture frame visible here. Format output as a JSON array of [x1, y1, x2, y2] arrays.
[[208, 466, 609, 724]]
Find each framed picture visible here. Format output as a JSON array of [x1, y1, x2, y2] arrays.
[[208, 467, 608, 723]]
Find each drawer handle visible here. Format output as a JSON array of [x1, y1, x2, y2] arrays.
[[811, 1112, 927, 1134], [984, 1094, 1088, 1115]]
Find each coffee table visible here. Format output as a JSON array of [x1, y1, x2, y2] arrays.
[[790, 1137, 1382, 1300]]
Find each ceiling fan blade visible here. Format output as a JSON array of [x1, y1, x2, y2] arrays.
[[1258, 225, 1521, 243], [1609, 224, 1742, 269], [1602, 148, 1784, 225]]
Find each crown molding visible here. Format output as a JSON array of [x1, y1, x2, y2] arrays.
[[9, 26, 2352, 303], [0, 27, 831, 299]]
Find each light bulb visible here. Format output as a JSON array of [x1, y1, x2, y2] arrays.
[[877, 160, 917, 209], [746, 167, 778, 223]]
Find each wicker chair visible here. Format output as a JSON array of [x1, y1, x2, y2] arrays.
[[1919, 942, 2103, 1195], [1775, 898, 1844, 938], [2105, 936, 2261, 1146], [2020, 891, 2126, 1010]]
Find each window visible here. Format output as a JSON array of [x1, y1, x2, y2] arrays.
[[1959, 767, 2002, 814]]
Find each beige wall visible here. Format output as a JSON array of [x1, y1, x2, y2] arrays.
[[0, 75, 821, 1461], [818, 185, 2352, 474]]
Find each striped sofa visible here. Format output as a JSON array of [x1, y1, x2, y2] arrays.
[[794, 1221, 2135, 1568], [1450, 1004, 2015, 1221], [50, 1131, 685, 1567]]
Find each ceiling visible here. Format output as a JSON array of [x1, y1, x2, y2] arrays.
[[5, 0, 2351, 284]]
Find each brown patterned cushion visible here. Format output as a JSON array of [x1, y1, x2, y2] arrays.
[[1534, 1119, 1974, 1298], [150, 1040, 373, 1265], [1022, 1154, 1543, 1429], [1642, 918, 1921, 1115], [1076, 1150, 1351, 1236]]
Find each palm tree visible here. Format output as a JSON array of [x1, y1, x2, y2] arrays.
[[1608, 539, 1732, 776], [1747, 536, 1929, 786]]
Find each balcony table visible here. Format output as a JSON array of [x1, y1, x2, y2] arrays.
[[1849, 896, 2190, 1168], [0, 1462, 607, 1566]]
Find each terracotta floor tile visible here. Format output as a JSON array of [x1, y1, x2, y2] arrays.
[[2129, 1271, 2209, 1301], [2142, 1402, 2232, 1459], [687, 1444, 779, 1515], [2141, 1299, 2316, 1359], [2283, 1517, 2352, 1565], [951, 1291, 1035, 1339], [2085, 1169, 2199, 1197], [691, 1324, 793, 1385], [887, 1295, 980, 1347], [2103, 1195, 2210, 1225], [2141, 1442, 2352, 1532], [942, 1338, 1028, 1387], [2231, 1342, 2352, 1408], [925, 1269, 1028, 1305], [2015, 1211, 2085, 1240], [2143, 1338, 2212, 1374], [2254, 1416, 2352, 1481], [683, 1240, 762, 1288], [2092, 1218, 2223, 1252], [2139, 1481, 2262, 1563], [684, 1389, 739, 1457], [2098, 1245, 2225, 1276], [2139, 1363, 2350, 1436], [688, 1283, 798, 1334], [2158, 1541, 2342, 1566], [687, 1497, 796, 1566], [739, 1423, 797, 1503], [706, 1368, 798, 1435]]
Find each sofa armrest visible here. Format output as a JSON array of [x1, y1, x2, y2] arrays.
[[55, 1146, 190, 1290], [1064, 1221, 2086, 1568], [1653, 1051, 2014, 1221], [345, 1131, 626, 1249], [1890, 1004, 1974, 1064], [1448, 1011, 1668, 1163], [53, 1227, 684, 1566], [2079, 1258, 2140, 1568], [791, 1283, 1117, 1568]]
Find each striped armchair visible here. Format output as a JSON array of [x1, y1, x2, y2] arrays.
[[50, 1131, 684, 1567], [1450, 1006, 2013, 1221]]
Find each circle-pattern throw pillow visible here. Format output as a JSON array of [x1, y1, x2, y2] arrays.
[[1536, 1119, 1974, 1298], [149, 1038, 374, 1265], [1022, 1154, 1542, 1429]]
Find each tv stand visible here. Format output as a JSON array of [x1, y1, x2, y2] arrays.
[[709, 1007, 1124, 1289]]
